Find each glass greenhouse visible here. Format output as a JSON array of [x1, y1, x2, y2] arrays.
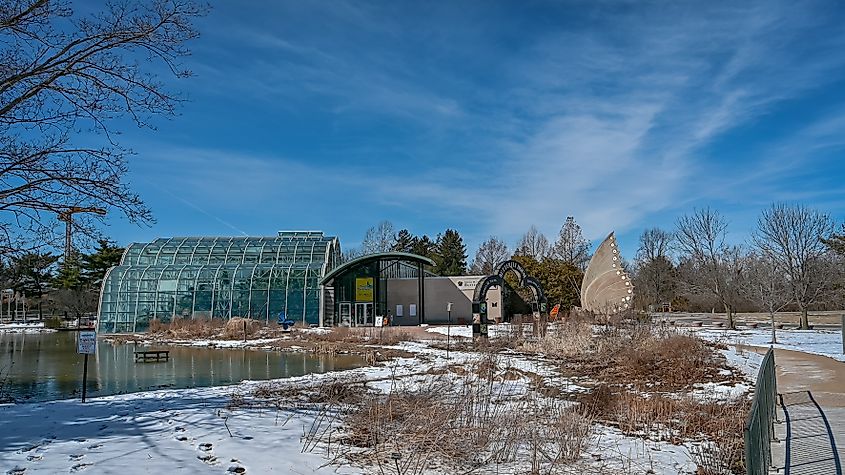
[[97, 232, 340, 333]]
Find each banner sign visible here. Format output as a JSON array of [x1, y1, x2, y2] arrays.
[[355, 277, 374, 301], [77, 331, 96, 355]]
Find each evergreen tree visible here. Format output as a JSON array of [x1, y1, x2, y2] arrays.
[[392, 229, 415, 253], [435, 229, 467, 276], [82, 239, 125, 289], [54, 257, 84, 290], [9, 252, 58, 298], [410, 235, 436, 259]]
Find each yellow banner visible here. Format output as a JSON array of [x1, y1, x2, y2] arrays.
[[355, 277, 373, 301]]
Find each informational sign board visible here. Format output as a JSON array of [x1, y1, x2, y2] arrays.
[[77, 331, 96, 355], [395, 304, 403, 317], [409, 304, 417, 317], [355, 277, 374, 301], [375, 316, 384, 327]]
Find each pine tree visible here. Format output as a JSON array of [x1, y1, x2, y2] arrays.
[[411, 235, 436, 259], [82, 239, 125, 289], [9, 252, 58, 298], [392, 229, 415, 253], [54, 257, 84, 290], [435, 229, 467, 276]]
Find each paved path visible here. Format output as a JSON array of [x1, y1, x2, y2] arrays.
[[743, 346, 844, 474]]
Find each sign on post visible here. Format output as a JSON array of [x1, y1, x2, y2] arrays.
[[77, 330, 95, 403], [78, 331, 96, 355]]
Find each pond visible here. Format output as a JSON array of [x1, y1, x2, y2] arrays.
[[0, 332, 367, 403]]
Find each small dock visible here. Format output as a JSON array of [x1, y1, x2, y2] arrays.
[[134, 350, 170, 363]]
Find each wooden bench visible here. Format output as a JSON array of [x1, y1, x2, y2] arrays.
[[134, 350, 170, 363]]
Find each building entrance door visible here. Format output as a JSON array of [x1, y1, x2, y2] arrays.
[[354, 302, 373, 326], [339, 302, 352, 326]]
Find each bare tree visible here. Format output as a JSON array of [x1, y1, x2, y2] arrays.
[[675, 208, 744, 328], [360, 220, 396, 255], [637, 228, 674, 262], [515, 225, 549, 260], [741, 252, 792, 343], [752, 203, 836, 330], [470, 236, 509, 275], [0, 0, 206, 254], [552, 217, 590, 270], [633, 228, 676, 309]]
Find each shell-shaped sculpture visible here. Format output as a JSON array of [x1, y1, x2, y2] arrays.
[[580, 232, 633, 313]]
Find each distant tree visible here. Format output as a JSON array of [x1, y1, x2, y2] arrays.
[[753, 203, 836, 330], [675, 208, 744, 329], [54, 258, 83, 290], [470, 236, 509, 275], [81, 240, 124, 289], [9, 252, 58, 297], [633, 228, 676, 309], [391, 229, 415, 253], [552, 217, 591, 270], [741, 252, 792, 343], [410, 235, 436, 260], [515, 225, 550, 260], [0, 0, 206, 253], [360, 220, 396, 255], [540, 258, 584, 310], [435, 229, 467, 276], [823, 226, 845, 255]]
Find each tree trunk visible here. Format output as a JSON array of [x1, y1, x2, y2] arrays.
[[770, 311, 777, 344], [725, 304, 735, 329], [800, 307, 810, 330]]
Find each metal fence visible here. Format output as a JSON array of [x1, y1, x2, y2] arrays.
[[744, 347, 777, 475]]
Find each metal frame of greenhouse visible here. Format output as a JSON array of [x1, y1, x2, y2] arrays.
[[97, 231, 341, 333]]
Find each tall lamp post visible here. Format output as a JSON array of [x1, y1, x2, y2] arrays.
[[446, 302, 453, 359]]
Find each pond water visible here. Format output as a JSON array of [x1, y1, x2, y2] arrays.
[[0, 332, 366, 403]]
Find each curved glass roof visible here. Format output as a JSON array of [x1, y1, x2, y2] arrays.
[[98, 232, 340, 333]]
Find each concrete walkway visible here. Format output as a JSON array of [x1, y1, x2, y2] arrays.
[[744, 346, 844, 474]]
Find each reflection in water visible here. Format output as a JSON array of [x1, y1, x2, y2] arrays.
[[0, 332, 365, 402]]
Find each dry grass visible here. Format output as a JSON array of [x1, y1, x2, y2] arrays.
[[148, 317, 226, 339]]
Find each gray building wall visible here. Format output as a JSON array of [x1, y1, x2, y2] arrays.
[[386, 276, 502, 325]]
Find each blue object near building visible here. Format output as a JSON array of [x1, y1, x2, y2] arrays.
[[278, 311, 295, 330]]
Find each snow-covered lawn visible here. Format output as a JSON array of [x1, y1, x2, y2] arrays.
[[693, 328, 845, 363], [0, 327, 759, 474]]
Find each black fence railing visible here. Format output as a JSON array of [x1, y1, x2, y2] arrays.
[[744, 347, 777, 475]]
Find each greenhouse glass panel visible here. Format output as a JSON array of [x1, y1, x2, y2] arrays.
[[97, 233, 340, 332]]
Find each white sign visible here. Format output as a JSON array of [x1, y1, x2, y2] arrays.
[[409, 304, 417, 317], [395, 304, 403, 317], [375, 316, 384, 327], [77, 331, 96, 355]]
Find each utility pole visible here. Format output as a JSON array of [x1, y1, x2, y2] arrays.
[[57, 207, 107, 262]]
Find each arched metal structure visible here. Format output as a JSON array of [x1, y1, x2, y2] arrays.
[[471, 259, 547, 337]]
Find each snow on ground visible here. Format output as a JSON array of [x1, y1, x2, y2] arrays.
[[692, 327, 845, 363], [0, 328, 749, 474], [0, 322, 56, 334]]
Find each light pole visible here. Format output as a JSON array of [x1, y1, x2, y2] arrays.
[[446, 302, 453, 359]]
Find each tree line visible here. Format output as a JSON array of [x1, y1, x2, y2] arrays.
[[632, 203, 845, 331], [0, 240, 123, 319]]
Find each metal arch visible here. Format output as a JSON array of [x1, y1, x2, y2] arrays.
[[473, 259, 547, 307], [494, 260, 526, 283]]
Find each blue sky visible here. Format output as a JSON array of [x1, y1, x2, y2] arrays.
[[106, 0, 845, 258]]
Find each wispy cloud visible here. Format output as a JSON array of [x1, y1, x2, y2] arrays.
[[124, 1, 845, 251]]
